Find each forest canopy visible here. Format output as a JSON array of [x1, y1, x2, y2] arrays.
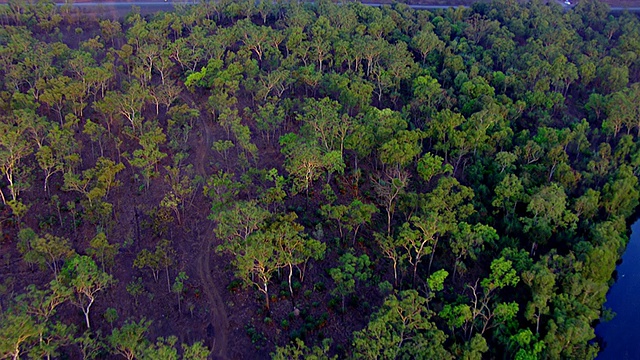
[[0, 0, 639, 358]]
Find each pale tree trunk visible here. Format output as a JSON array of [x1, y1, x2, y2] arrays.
[[263, 282, 270, 310], [7, 171, 16, 201], [0, 187, 6, 204], [386, 207, 392, 236], [297, 262, 308, 283], [352, 224, 361, 246], [288, 263, 294, 300], [392, 258, 398, 287], [83, 296, 94, 329]]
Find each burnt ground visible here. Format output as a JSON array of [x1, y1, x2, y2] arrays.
[[0, 1, 637, 359], [0, 53, 383, 359]]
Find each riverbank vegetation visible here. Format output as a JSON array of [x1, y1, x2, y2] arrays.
[[0, 0, 639, 358]]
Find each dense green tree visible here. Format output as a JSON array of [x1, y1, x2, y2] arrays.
[[412, 27, 445, 63], [57, 255, 114, 329], [320, 199, 377, 245], [353, 290, 452, 360], [228, 228, 281, 310], [420, 176, 475, 275], [62, 157, 124, 208], [134, 239, 175, 291], [36, 145, 62, 193], [203, 169, 242, 213], [114, 82, 149, 136], [279, 132, 325, 198], [0, 308, 39, 360], [379, 129, 424, 170], [264, 213, 325, 301], [171, 272, 188, 313], [521, 183, 577, 252], [129, 122, 167, 190], [417, 152, 453, 185], [522, 262, 556, 334], [0, 115, 33, 203], [20, 231, 75, 278], [271, 338, 335, 360], [602, 164, 639, 218], [397, 216, 439, 285], [2, 282, 74, 360], [329, 252, 372, 312], [86, 232, 120, 273], [213, 200, 269, 250], [298, 97, 352, 154], [74, 330, 105, 360], [109, 318, 151, 360], [451, 222, 498, 281], [143, 336, 179, 360], [182, 341, 211, 360]]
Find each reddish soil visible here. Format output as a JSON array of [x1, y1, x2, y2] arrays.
[[0, 1, 636, 359]]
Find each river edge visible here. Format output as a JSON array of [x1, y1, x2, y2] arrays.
[[595, 217, 640, 359]]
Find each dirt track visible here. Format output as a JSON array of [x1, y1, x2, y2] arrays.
[[190, 92, 231, 359], [195, 227, 230, 360]]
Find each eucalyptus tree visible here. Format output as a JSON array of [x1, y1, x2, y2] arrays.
[[353, 290, 452, 360], [57, 256, 114, 329], [0, 115, 33, 203]]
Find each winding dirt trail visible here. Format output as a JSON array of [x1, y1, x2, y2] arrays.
[[192, 109, 230, 359], [195, 229, 229, 360]]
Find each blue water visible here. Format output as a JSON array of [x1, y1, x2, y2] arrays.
[[596, 220, 640, 359]]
